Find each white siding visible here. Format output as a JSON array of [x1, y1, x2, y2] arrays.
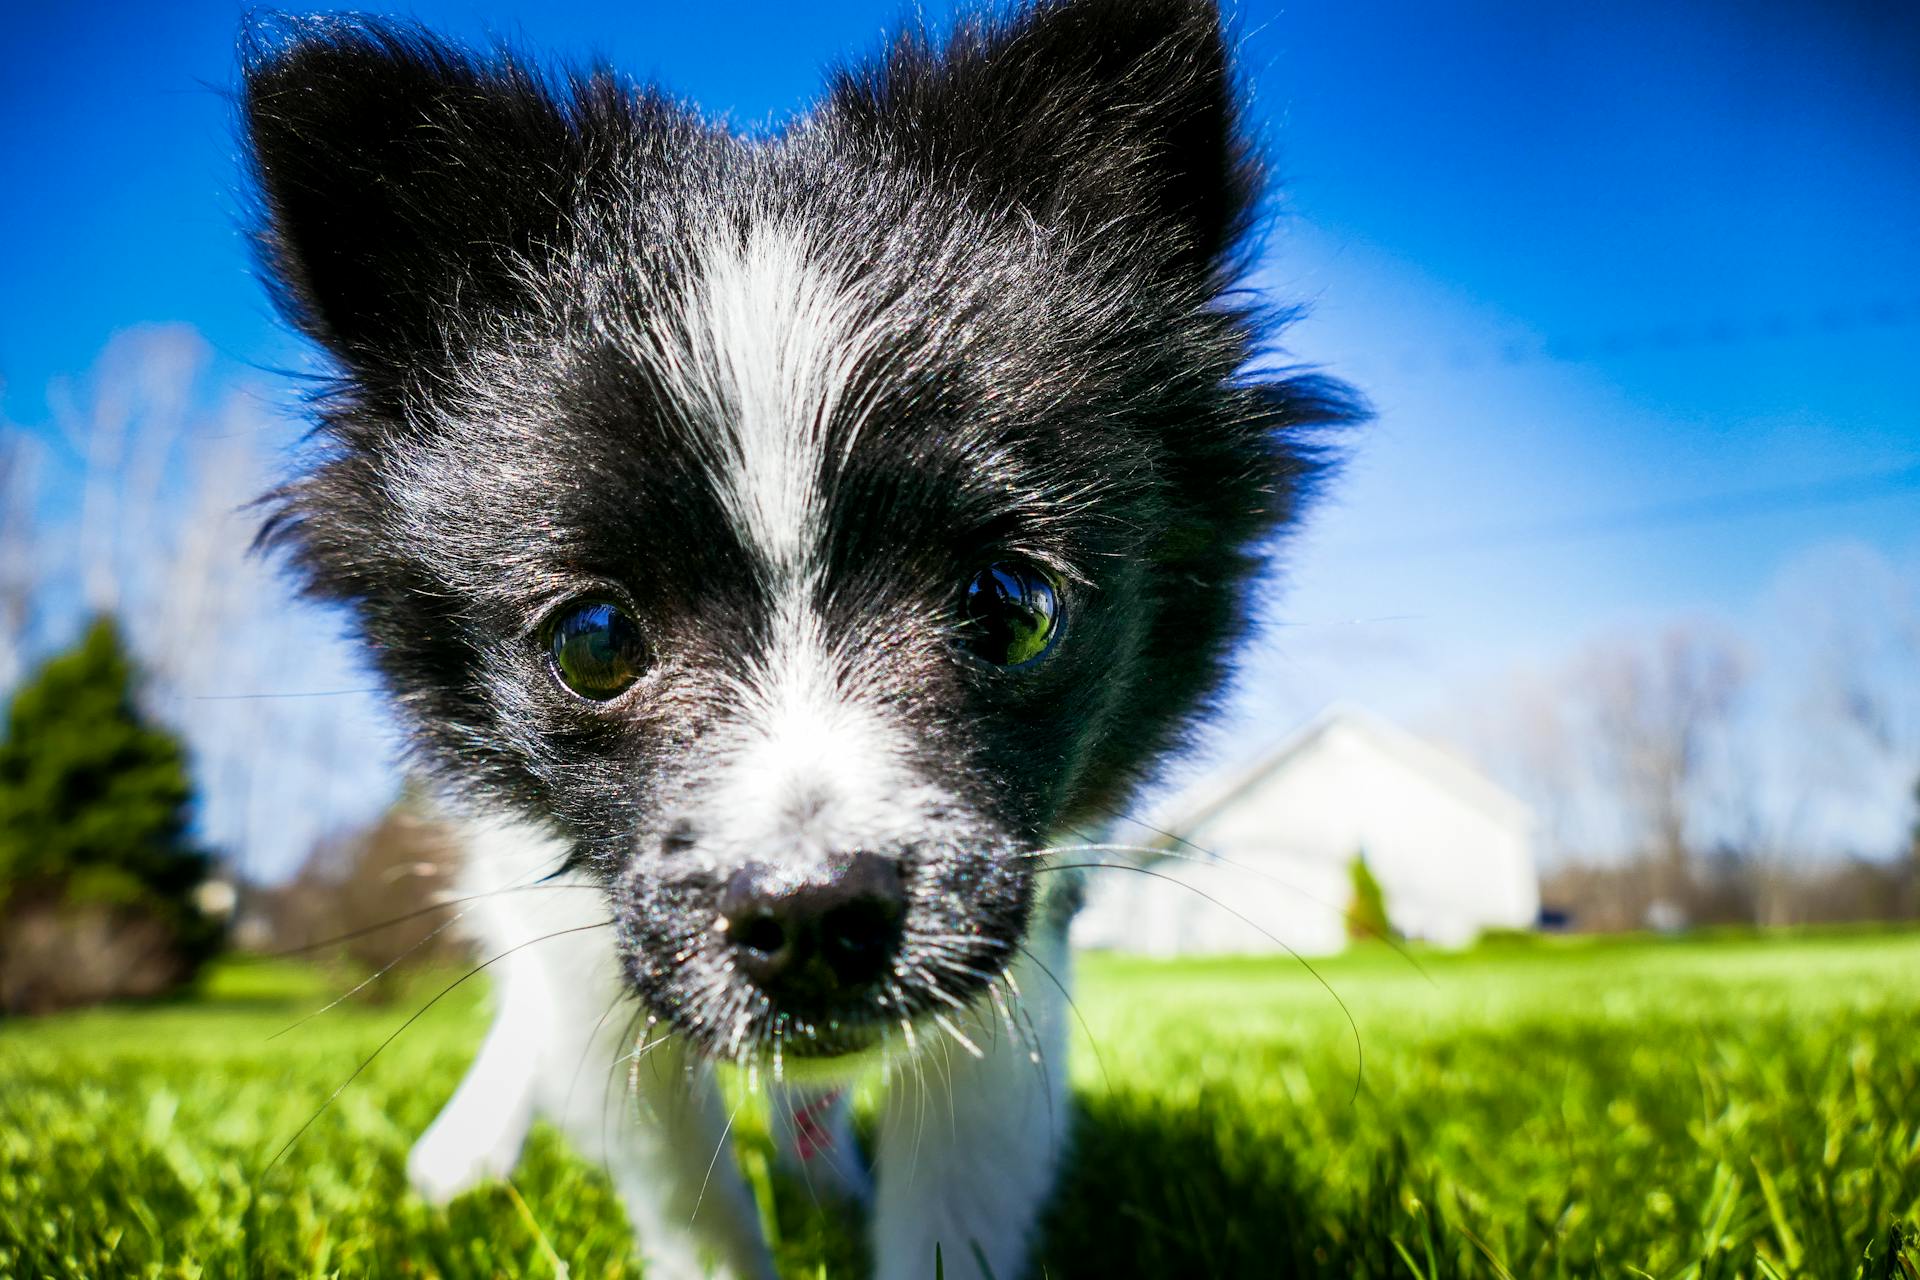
[[1073, 854, 1350, 957], [1073, 710, 1540, 957]]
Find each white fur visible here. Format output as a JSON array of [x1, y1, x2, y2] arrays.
[[700, 599, 944, 877], [409, 813, 1071, 1280], [410, 815, 777, 1280], [663, 221, 881, 574], [871, 919, 1074, 1280]]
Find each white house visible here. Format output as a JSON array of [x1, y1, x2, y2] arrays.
[[1072, 707, 1540, 957]]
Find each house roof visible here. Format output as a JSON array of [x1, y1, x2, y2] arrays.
[[1157, 704, 1536, 839]]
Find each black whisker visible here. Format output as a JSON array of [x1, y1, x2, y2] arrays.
[[566, 988, 634, 1126], [267, 907, 469, 1041], [602, 1004, 653, 1185], [263, 921, 614, 1174], [690, 1096, 743, 1227], [245, 882, 604, 961], [1007, 973, 1058, 1140], [1015, 942, 1110, 1102], [1044, 860, 1366, 1101], [1071, 816, 1436, 984]]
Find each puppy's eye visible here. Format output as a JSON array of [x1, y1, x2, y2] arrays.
[[547, 600, 648, 701], [958, 563, 1062, 667]]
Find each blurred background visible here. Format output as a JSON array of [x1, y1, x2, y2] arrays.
[[1, 0, 1916, 1008]]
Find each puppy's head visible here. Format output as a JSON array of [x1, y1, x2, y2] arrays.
[[243, 0, 1355, 1063]]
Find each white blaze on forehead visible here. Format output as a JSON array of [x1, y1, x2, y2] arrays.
[[670, 220, 880, 574], [646, 221, 928, 865], [703, 602, 939, 870]]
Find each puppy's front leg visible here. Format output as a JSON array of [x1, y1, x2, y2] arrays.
[[408, 961, 543, 1203], [553, 1027, 778, 1280], [871, 926, 1073, 1280]]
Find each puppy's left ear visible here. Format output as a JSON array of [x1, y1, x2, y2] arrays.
[[833, 0, 1257, 279], [239, 17, 595, 379]]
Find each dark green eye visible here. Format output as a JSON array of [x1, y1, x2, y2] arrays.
[[959, 563, 1062, 667], [547, 601, 648, 701]]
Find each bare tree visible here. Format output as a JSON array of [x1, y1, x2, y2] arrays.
[[1445, 664, 1595, 865], [1766, 544, 1920, 912], [257, 797, 464, 998], [1787, 547, 1919, 779], [1575, 624, 1747, 914], [1447, 547, 1919, 930], [0, 428, 43, 692], [14, 327, 400, 886], [1909, 775, 1920, 917]]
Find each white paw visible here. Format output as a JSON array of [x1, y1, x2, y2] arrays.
[[407, 1125, 518, 1205], [636, 1243, 759, 1280]]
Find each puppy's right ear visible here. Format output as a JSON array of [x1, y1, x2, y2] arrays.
[[241, 18, 586, 374]]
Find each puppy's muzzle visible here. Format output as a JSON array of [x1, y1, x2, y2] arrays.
[[718, 851, 905, 1007]]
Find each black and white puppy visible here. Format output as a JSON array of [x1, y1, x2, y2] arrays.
[[244, 1, 1353, 1275]]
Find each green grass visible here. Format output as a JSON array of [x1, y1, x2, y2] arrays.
[[2, 930, 1916, 1278]]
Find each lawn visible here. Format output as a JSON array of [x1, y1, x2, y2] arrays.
[[1, 929, 1916, 1278]]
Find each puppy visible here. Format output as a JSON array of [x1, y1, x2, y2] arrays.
[[243, 1, 1353, 1275]]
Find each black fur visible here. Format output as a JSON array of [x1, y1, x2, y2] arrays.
[[245, 0, 1360, 1055]]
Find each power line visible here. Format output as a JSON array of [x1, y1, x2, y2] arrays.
[[191, 688, 380, 701], [1362, 296, 1920, 374], [1337, 461, 1920, 560]]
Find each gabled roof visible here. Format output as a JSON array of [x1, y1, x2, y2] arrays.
[[1159, 704, 1535, 838]]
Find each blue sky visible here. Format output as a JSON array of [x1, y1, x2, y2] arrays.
[[2, 0, 1917, 872]]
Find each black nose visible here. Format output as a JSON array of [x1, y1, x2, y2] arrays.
[[718, 852, 906, 1002]]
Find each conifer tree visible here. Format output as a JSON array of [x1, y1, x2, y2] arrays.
[[0, 619, 219, 1009], [1346, 850, 1394, 942]]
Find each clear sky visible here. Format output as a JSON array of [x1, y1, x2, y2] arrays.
[[2, 0, 1916, 873]]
